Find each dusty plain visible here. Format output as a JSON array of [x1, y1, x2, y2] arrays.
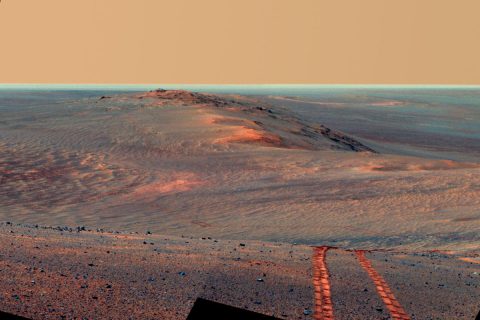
[[0, 87, 479, 319]]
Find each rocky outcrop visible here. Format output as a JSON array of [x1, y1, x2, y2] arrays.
[[139, 89, 376, 153]]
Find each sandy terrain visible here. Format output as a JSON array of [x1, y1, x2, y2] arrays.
[[1, 87, 480, 319], [1, 89, 479, 250], [0, 223, 478, 319]]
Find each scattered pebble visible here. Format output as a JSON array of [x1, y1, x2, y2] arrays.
[[303, 309, 313, 315]]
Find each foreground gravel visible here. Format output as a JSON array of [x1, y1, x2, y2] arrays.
[[0, 223, 478, 319]]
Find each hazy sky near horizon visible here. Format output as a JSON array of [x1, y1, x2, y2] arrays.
[[1, 0, 480, 84]]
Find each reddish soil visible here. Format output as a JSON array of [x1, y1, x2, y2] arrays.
[[355, 250, 410, 320], [0, 224, 479, 319], [214, 126, 284, 148], [312, 247, 334, 320]]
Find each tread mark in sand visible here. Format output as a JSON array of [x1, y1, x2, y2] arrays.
[[313, 246, 334, 320], [355, 250, 411, 320]]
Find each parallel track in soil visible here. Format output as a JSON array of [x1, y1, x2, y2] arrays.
[[312, 247, 411, 320]]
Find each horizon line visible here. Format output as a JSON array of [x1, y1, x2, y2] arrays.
[[2, 83, 480, 86], [1, 83, 480, 91]]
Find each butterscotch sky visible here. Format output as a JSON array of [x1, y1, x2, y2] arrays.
[[1, 0, 479, 84]]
